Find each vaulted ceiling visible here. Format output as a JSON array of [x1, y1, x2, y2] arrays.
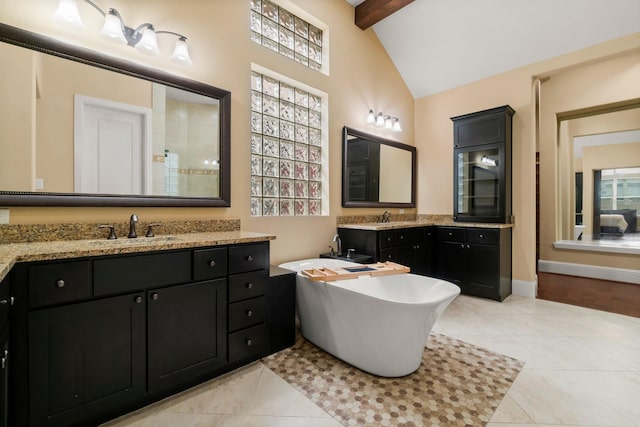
[[346, 0, 640, 99]]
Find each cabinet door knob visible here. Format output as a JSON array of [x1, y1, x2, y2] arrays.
[[246, 255, 254, 262], [151, 293, 159, 301], [209, 260, 216, 268], [479, 234, 484, 239], [134, 296, 143, 304], [466, 244, 471, 249], [1, 356, 6, 370], [56, 279, 65, 289], [246, 282, 254, 290], [246, 310, 253, 317], [448, 232, 453, 236], [387, 237, 392, 242], [387, 254, 392, 259], [245, 338, 253, 346], [400, 235, 404, 240], [460, 244, 465, 248]]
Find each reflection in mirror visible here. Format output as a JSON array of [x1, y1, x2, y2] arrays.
[[562, 125, 640, 242], [342, 126, 416, 208], [0, 22, 230, 207]]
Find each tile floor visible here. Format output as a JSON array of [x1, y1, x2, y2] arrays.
[[103, 295, 640, 427]]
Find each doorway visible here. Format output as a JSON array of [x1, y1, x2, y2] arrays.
[[74, 95, 152, 195]]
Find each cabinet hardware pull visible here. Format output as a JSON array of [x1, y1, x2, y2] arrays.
[[56, 279, 65, 288], [466, 244, 471, 249], [449, 232, 453, 236], [134, 296, 143, 304], [1, 356, 5, 369], [246, 255, 254, 262], [0, 299, 7, 305], [246, 283, 253, 290], [152, 293, 159, 301], [400, 235, 404, 240], [245, 338, 253, 346], [479, 234, 484, 239], [209, 260, 216, 268], [246, 310, 253, 317], [387, 237, 392, 241], [460, 244, 465, 248]]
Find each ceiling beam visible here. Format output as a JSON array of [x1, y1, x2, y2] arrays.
[[355, 0, 415, 30]]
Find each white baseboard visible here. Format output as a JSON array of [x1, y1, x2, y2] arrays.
[[538, 260, 640, 285], [512, 279, 537, 298]]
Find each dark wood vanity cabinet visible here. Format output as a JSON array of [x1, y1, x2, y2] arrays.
[[451, 105, 514, 223], [338, 226, 434, 275], [8, 240, 287, 427], [435, 227, 512, 301], [0, 275, 9, 427]]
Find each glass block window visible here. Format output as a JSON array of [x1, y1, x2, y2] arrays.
[[250, 0, 324, 72], [251, 70, 325, 216]]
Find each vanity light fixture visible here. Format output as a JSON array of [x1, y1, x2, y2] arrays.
[[53, 0, 193, 65], [481, 155, 497, 167], [366, 109, 402, 132]]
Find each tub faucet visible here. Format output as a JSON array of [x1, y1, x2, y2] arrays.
[[332, 234, 342, 256], [128, 214, 138, 238]]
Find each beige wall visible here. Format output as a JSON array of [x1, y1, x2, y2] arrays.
[[538, 49, 640, 271], [0, 0, 415, 265], [0, 43, 36, 191], [416, 34, 640, 283]]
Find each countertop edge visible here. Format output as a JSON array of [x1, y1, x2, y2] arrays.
[[0, 231, 276, 282], [338, 221, 514, 231]]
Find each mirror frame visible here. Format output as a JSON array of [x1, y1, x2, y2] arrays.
[[342, 126, 416, 208], [0, 22, 231, 207]]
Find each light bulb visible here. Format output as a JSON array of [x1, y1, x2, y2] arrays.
[[392, 118, 402, 132], [171, 37, 193, 65]]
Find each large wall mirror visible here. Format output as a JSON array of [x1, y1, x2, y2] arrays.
[[0, 23, 230, 207], [557, 101, 639, 242], [342, 126, 416, 208]]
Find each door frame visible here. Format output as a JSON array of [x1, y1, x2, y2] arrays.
[[74, 94, 153, 195]]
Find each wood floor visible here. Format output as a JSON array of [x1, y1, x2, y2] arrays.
[[538, 272, 640, 318]]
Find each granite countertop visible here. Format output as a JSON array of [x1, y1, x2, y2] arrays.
[[0, 231, 276, 282], [338, 219, 514, 231]]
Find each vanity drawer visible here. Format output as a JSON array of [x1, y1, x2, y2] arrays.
[[228, 296, 266, 332], [28, 260, 91, 308], [94, 251, 191, 296], [229, 242, 269, 274], [437, 227, 466, 243], [467, 228, 500, 245], [228, 323, 268, 362], [379, 230, 396, 248], [228, 270, 267, 303], [193, 247, 228, 281]]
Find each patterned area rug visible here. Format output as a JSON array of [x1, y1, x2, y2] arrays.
[[263, 333, 523, 426]]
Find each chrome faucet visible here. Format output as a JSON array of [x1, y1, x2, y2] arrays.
[[332, 233, 342, 256], [381, 210, 391, 223], [128, 214, 138, 238]]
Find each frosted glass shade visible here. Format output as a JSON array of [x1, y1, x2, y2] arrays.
[[171, 37, 193, 65], [53, 0, 84, 28], [136, 28, 160, 56], [100, 11, 127, 44]]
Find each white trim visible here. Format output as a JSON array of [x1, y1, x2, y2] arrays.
[[512, 279, 537, 298], [553, 239, 640, 255], [538, 259, 640, 285], [74, 94, 153, 195]]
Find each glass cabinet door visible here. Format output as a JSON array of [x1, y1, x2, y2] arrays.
[[455, 145, 502, 220]]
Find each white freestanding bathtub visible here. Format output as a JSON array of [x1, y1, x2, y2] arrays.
[[278, 258, 460, 377]]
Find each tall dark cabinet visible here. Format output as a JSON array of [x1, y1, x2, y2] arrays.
[[451, 105, 515, 223]]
